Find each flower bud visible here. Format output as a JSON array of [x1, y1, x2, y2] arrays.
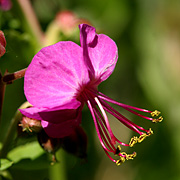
[[45, 10, 91, 46], [18, 101, 42, 133], [0, 0, 12, 11], [55, 10, 91, 35], [19, 116, 42, 133], [62, 126, 88, 159], [37, 129, 62, 154], [0, 30, 6, 57]]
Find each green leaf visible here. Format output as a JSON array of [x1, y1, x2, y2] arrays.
[[7, 141, 44, 163], [11, 154, 51, 170], [0, 159, 13, 171]]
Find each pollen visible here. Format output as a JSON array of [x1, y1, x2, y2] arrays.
[[116, 151, 137, 166], [152, 116, 163, 123], [147, 128, 153, 136], [138, 133, 147, 143], [126, 152, 137, 160], [116, 156, 126, 166], [151, 110, 161, 117], [129, 136, 138, 147], [129, 133, 150, 147]]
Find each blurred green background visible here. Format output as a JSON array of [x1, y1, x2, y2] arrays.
[[0, 0, 180, 179]]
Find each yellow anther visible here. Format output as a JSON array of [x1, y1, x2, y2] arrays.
[[126, 152, 137, 160], [121, 152, 127, 157], [152, 116, 163, 123], [129, 136, 138, 147], [151, 110, 161, 117], [115, 145, 121, 156], [147, 128, 153, 136], [116, 156, 126, 166], [138, 133, 147, 143]]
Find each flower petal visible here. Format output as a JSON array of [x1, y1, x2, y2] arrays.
[[19, 99, 82, 124], [24, 41, 89, 108], [79, 24, 118, 83], [41, 110, 82, 138]]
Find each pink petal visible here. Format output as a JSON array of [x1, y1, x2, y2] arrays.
[[79, 24, 96, 46], [41, 110, 82, 138], [19, 99, 81, 124], [24, 41, 89, 108], [88, 34, 118, 82], [79, 24, 118, 83]]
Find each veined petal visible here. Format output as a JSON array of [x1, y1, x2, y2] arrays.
[[88, 34, 118, 82], [79, 24, 118, 83], [41, 110, 82, 138], [19, 99, 81, 124], [24, 41, 89, 107], [79, 24, 96, 47]]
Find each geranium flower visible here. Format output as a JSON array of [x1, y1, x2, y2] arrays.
[[20, 24, 163, 165]]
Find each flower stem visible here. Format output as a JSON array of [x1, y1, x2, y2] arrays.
[[49, 149, 67, 180], [16, 0, 44, 46], [0, 71, 7, 128], [0, 110, 22, 158], [2, 68, 27, 84]]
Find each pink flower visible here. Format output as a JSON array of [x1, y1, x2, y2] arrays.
[[0, 30, 6, 57], [20, 24, 163, 165], [0, 0, 12, 11]]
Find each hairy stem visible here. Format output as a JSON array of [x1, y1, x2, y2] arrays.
[[3, 68, 27, 84]]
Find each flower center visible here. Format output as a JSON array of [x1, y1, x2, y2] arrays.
[[75, 81, 98, 103]]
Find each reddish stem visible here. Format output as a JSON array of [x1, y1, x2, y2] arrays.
[[2, 68, 27, 84], [0, 71, 7, 126]]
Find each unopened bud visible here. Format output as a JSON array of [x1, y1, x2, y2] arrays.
[[0, 31, 6, 57], [37, 129, 62, 154], [19, 116, 42, 133], [55, 10, 91, 35], [0, 0, 12, 11], [62, 126, 88, 159]]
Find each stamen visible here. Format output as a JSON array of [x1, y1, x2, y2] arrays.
[[138, 133, 147, 143], [86, 100, 110, 151], [85, 89, 162, 165], [94, 97, 116, 144], [129, 136, 138, 147], [147, 128, 153, 136], [97, 92, 163, 123], [152, 116, 163, 123], [95, 112, 116, 152], [97, 92, 152, 113], [116, 156, 126, 166], [129, 133, 148, 147], [100, 100, 143, 134], [116, 151, 137, 166], [93, 105, 117, 151], [151, 110, 161, 117], [126, 152, 137, 160]]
